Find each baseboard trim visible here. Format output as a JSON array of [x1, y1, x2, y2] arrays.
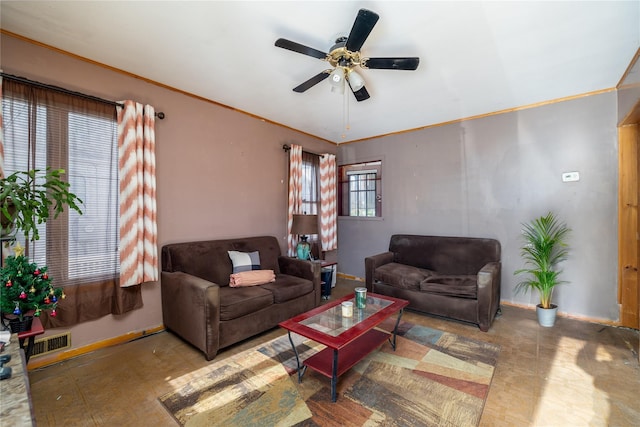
[[26, 299, 627, 371], [333, 276, 625, 327], [500, 301, 623, 328], [336, 272, 364, 282], [27, 325, 165, 371]]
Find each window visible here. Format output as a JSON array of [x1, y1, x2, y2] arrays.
[[2, 80, 119, 286], [338, 161, 382, 217], [300, 151, 319, 216]]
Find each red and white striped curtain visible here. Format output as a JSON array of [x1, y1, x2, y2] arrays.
[[286, 144, 303, 256], [116, 101, 158, 287], [319, 153, 337, 251]]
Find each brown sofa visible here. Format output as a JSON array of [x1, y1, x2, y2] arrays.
[[365, 234, 501, 331], [161, 236, 321, 360]]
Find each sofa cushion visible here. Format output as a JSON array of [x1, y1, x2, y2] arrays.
[[374, 263, 436, 291], [228, 250, 261, 273], [219, 286, 273, 320], [162, 236, 285, 288], [229, 270, 275, 287], [261, 274, 314, 303], [389, 234, 501, 275], [420, 275, 478, 299]]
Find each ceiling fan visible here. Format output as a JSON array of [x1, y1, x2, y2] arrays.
[[275, 8, 420, 102]]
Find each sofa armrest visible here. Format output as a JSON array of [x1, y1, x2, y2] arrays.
[[161, 271, 221, 360], [365, 251, 394, 292], [476, 261, 501, 332], [278, 256, 322, 307]]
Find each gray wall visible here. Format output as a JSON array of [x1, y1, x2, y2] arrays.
[[338, 92, 619, 322]]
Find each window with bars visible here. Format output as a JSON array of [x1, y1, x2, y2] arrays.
[[338, 161, 382, 217]]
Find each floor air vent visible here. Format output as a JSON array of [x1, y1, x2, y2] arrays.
[[31, 331, 71, 358]]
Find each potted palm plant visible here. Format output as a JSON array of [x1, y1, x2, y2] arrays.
[[0, 167, 82, 331], [514, 211, 570, 327]]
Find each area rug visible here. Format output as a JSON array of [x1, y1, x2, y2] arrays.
[[158, 320, 501, 426]]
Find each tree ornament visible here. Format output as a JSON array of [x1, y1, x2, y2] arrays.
[[5, 280, 12, 287], [52, 296, 58, 303], [13, 303, 21, 315], [19, 291, 27, 300], [13, 243, 24, 257], [50, 309, 57, 317], [44, 297, 51, 304], [30, 286, 36, 293], [34, 269, 40, 275], [43, 273, 48, 280]]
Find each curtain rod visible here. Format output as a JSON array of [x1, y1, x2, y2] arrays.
[[0, 72, 165, 119], [282, 144, 324, 157]]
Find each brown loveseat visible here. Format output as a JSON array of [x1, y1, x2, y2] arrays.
[[161, 236, 321, 360], [365, 234, 501, 331]]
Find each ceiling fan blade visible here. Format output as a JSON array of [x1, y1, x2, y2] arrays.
[[363, 57, 420, 70], [348, 81, 370, 102], [345, 9, 379, 52], [275, 38, 327, 59], [293, 71, 330, 93]]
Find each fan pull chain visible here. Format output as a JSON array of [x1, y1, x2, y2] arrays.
[[346, 89, 351, 132], [341, 87, 350, 139]]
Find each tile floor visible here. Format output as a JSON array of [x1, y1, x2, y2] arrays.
[[27, 279, 639, 426]]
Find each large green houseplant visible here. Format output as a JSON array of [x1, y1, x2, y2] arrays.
[[514, 211, 570, 327], [0, 168, 83, 241], [0, 168, 82, 332]]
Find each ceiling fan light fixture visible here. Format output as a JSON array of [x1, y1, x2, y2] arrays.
[[275, 8, 419, 102], [329, 67, 345, 88], [347, 70, 365, 91], [329, 67, 346, 94]]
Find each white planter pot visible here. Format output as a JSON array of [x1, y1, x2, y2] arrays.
[[536, 304, 558, 327]]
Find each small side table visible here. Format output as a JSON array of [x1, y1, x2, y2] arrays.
[[320, 261, 337, 300], [17, 317, 44, 363]]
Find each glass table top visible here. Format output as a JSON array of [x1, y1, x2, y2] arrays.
[[299, 296, 393, 337]]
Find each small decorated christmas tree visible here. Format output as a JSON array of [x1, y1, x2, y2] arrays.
[[0, 245, 64, 322]]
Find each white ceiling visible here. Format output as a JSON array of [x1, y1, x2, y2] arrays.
[[1, 1, 638, 143]]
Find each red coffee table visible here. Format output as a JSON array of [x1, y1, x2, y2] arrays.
[[279, 292, 408, 402]]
